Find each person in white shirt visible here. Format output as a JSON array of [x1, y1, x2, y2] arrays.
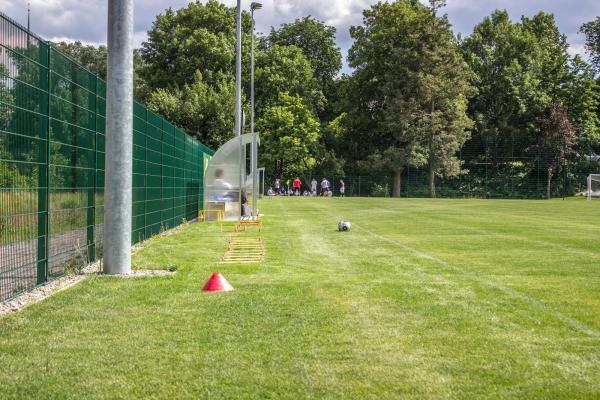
[[320, 178, 330, 196], [214, 168, 232, 189]]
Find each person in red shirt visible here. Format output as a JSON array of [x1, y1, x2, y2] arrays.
[[293, 177, 301, 196], [339, 179, 346, 197]]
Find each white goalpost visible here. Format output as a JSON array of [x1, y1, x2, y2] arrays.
[[587, 174, 600, 200]]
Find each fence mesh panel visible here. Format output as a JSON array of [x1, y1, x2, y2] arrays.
[[0, 13, 213, 302], [266, 155, 598, 199]]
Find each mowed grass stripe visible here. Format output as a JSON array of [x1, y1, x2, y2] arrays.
[[270, 198, 599, 398], [353, 202, 600, 278], [0, 197, 598, 399], [268, 198, 462, 397], [308, 198, 597, 331], [328, 198, 598, 256], [309, 197, 600, 332]]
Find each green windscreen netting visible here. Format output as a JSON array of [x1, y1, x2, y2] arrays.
[[0, 13, 213, 301]]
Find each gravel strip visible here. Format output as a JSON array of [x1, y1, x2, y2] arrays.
[[105, 269, 177, 278], [0, 257, 177, 316], [0, 220, 193, 315], [0, 274, 87, 316]]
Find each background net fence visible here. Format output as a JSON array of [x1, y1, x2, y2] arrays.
[[0, 13, 213, 302], [266, 155, 599, 199], [588, 174, 600, 200]]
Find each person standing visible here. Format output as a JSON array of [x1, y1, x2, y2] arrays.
[[311, 178, 317, 196], [339, 179, 346, 197], [293, 177, 301, 196], [274, 178, 280, 195], [321, 177, 330, 196]]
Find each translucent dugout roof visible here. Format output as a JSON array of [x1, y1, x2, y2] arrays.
[[204, 133, 259, 221]]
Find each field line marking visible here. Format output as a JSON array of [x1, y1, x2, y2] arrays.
[[351, 221, 599, 338], [310, 201, 598, 338], [372, 206, 600, 259]]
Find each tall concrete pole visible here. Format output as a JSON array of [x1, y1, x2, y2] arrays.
[[235, 0, 244, 215], [235, 0, 242, 138], [250, 3, 262, 216], [251, 11, 257, 216], [104, 0, 134, 274], [26, 2, 31, 47], [250, 6, 257, 136]]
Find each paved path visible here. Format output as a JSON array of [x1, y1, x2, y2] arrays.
[[0, 226, 102, 301]]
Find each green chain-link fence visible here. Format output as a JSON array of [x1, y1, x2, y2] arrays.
[[267, 155, 598, 199], [0, 13, 213, 302]]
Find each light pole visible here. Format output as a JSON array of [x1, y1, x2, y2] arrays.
[[250, 2, 261, 136], [235, 0, 242, 138], [250, 2, 262, 216], [235, 0, 243, 215], [104, 0, 134, 274]]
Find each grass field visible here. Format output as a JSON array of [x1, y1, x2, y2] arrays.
[[0, 197, 599, 399]]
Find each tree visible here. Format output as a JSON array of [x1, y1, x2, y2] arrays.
[[267, 16, 342, 120], [348, 0, 474, 197], [132, 49, 152, 101], [140, 0, 252, 90], [267, 16, 342, 88], [347, 1, 426, 196], [307, 113, 347, 178], [460, 10, 599, 200], [429, 0, 447, 14], [461, 11, 543, 168], [2, 46, 68, 188], [562, 56, 600, 153], [580, 17, 600, 73], [412, 1, 475, 197], [146, 71, 235, 149], [256, 92, 321, 178], [53, 41, 108, 79], [0, 65, 12, 127], [53, 42, 148, 100], [0, 64, 19, 187], [139, 0, 255, 147], [462, 11, 598, 168], [321, 74, 375, 176], [255, 44, 324, 114], [528, 102, 577, 198], [139, 0, 333, 156]]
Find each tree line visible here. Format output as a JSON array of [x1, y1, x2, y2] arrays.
[[54, 0, 600, 198]]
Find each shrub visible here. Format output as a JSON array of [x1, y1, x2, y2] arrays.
[[371, 183, 390, 197]]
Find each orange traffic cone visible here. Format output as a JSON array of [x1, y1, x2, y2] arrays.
[[202, 272, 234, 292]]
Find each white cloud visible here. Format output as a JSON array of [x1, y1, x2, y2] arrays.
[[3, 0, 600, 73], [568, 43, 587, 58]]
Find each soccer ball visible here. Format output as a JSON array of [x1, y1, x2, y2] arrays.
[[338, 221, 351, 231]]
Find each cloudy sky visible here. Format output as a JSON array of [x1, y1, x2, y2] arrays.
[[3, 0, 600, 72]]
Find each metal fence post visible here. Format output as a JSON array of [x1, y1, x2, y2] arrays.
[[86, 73, 98, 262], [535, 154, 544, 199], [144, 107, 148, 239], [562, 159, 568, 199], [36, 42, 51, 285], [358, 176, 361, 197], [406, 166, 410, 198]]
